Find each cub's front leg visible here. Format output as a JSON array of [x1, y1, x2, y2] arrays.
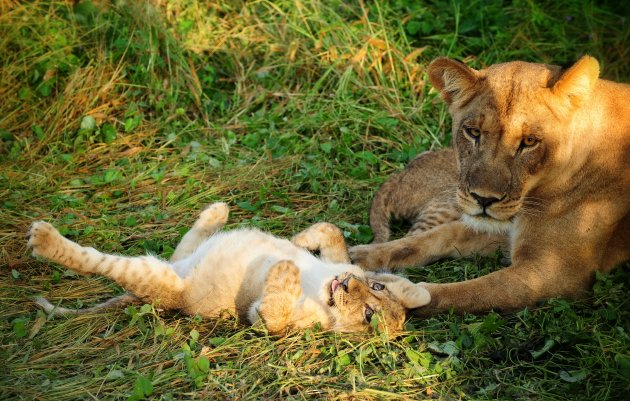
[[257, 260, 303, 335], [350, 221, 506, 270]]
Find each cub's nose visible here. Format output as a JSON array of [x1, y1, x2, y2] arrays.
[[470, 192, 500, 208]]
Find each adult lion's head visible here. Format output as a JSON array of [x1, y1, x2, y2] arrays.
[[427, 56, 601, 233]]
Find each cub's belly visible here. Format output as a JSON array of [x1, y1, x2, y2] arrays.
[[176, 229, 314, 318], [181, 254, 280, 319]]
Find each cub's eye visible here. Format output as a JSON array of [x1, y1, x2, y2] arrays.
[[364, 306, 374, 323], [521, 135, 539, 147], [371, 282, 385, 291], [463, 127, 481, 140]]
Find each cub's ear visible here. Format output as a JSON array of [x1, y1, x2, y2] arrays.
[[372, 273, 431, 309], [428, 57, 479, 105], [551, 55, 599, 109]]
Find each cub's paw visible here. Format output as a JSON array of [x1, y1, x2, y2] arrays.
[[292, 222, 341, 250], [266, 260, 302, 300], [27, 221, 64, 259], [195, 202, 229, 229], [293, 223, 350, 263], [348, 244, 389, 270]]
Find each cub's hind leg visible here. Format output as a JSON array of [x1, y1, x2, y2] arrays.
[[28, 221, 185, 309], [170, 202, 229, 262], [292, 222, 351, 263]]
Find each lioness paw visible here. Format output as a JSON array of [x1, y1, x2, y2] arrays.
[[27, 221, 63, 259], [404, 284, 432, 309]]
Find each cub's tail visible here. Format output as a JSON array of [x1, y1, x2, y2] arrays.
[[33, 292, 139, 316]]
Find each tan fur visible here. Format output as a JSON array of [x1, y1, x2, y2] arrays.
[[28, 203, 431, 334], [369, 148, 460, 243], [350, 56, 630, 314]]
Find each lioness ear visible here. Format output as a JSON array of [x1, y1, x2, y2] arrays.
[[373, 273, 431, 309], [551, 55, 599, 108], [428, 57, 479, 105]]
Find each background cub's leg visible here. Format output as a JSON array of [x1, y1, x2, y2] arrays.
[[170, 202, 229, 262], [28, 222, 185, 309], [349, 221, 507, 270], [292, 222, 350, 263], [256, 260, 303, 335]]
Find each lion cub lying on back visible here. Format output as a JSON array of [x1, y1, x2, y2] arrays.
[[28, 203, 430, 334]]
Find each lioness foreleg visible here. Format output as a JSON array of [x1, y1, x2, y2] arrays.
[[416, 258, 592, 315]]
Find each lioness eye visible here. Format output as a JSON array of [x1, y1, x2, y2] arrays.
[[371, 282, 385, 291], [464, 127, 481, 140], [521, 135, 538, 147], [364, 306, 374, 323]]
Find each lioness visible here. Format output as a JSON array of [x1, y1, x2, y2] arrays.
[[350, 56, 630, 314], [29, 203, 430, 334]]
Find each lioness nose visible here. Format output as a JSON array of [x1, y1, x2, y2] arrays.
[[470, 192, 500, 208]]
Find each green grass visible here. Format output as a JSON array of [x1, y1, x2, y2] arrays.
[[1, 0, 629, 399]]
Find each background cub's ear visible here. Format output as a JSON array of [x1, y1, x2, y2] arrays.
[[551, 55, 599, 109], [428, 57, 479, 105]]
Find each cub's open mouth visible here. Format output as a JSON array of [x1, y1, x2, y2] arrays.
[[328, 277, 340, 306]]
